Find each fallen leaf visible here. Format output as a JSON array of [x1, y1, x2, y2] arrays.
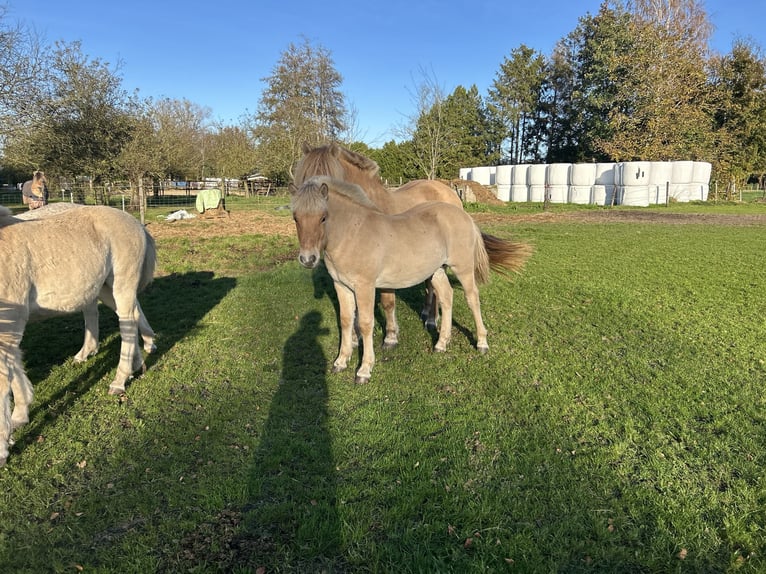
[[678, 548, 688, 560]]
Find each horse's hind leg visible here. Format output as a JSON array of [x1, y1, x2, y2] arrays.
[[109, 297, 144, 395], [431, 269, 453, 352], [99, 288, 156, 354], [379, 290, 399, 349], [455, 272, 488, 353], [75, 301, 100, 362]]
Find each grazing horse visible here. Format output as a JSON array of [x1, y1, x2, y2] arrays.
[[293, 142, 464, 347], [290, 176, 530, 384], [13, 203, 157, 360], [0, 205, 156, 466]]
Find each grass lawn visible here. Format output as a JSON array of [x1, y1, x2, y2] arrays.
[[1, 199, 765, 573]]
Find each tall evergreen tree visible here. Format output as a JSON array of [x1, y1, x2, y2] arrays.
[[487, 45, 547, 163]]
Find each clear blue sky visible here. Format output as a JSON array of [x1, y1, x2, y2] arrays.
[[8, 1, 765, 146]]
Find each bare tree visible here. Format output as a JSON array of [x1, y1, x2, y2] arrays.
[[395, 67, 448, 180]]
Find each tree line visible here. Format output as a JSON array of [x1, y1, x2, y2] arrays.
[[1, 0, 764, 205]]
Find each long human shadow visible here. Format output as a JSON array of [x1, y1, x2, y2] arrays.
[[242, 310, 344, 569], [13, 271, 236, 458]]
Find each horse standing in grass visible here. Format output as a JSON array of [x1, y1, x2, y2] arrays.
[[0, 205, 156, 466], [290, 176, 531, 384], [293, 142, 465, 347], [14, 203, 157, 360]]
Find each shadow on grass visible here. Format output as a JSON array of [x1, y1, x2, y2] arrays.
[[241, 309, 348, 570], [14, 271, 236, 459]]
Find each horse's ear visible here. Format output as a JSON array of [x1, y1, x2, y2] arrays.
[[301, 141, 312, 154], [288, 183, 298, 196], [319, 183, 329, 199], [328, 142, 340, 157]]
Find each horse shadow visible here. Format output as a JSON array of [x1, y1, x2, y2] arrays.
[[14, 271, 236, 456], [239, 310, 346, 569]]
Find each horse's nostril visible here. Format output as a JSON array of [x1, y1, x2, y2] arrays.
[[299, 254, 316, 267]]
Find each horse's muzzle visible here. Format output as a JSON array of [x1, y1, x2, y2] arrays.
[[299, 253, 319, 269]]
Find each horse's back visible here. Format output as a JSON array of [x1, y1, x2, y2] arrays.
[[0, 206, 151, 316], [393, 180, 462, 209]]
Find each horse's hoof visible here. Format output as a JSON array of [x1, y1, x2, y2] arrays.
[[477, 345, 489, 355], [354, 375, 371, 385], [332, 365, 347, 374], [382, 340, 398, 351], [108, 385, 126, 396], [434, 346, 447, 353], [0, 456, 6, 468], [145, 343, 157, 354]]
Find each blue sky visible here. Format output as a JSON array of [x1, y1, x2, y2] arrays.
[[8, 1, 765, 146]]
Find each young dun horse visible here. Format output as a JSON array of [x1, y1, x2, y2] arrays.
[[0, 205, 156, 466], [293, 142, 529, 349], [291, 176, 529, 384], [13, 203, 157, 360], [293, 142, 464, 346]]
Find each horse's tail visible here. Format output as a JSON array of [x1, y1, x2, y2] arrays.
[[481, 232, 533, 278], [473, 224, 491, 285], [139, 228, 157, 293]]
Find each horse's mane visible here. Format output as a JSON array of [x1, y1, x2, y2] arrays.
[[31, 171, 46, 193], [294, 142, 381, 186], [293, 176, 380, 213]]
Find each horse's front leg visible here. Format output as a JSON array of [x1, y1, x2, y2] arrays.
[[0, 340, 33, 467], [332, 283, 356, 373], [379, 290, 399, 349], [354, 287, 376, 384]]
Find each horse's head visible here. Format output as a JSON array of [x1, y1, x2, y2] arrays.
[[290, 177, 330, 269], [293, 142, 381, 189], [293, 142, 345, 187]]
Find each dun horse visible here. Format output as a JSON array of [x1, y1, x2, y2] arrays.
[[14, 203, 157, 360], [0, 205, 156, 466], [290, 176, 530, 384], [293, 142, 464, 346]]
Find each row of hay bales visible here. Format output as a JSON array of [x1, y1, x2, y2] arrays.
[[459, 161, 712, 206]]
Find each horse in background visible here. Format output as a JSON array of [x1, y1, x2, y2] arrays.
[[21, 171, 48, 210], [290, 176, 530, 384], [0, 205, 156, 467]]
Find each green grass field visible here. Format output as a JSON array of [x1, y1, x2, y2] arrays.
[[1, 199, 765, 573]]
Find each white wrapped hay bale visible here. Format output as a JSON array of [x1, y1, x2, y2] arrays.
[[649, 161, 673, 204], [669, 160, 695, 202], [594, 163, 616, 206], [527, 164, 547, 202], [495, 165, 512, 202], [510, 165, 529, 202], [618, 161, 652, 206], [569, 163, 596, 204], [546, 163, 570, 203]]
